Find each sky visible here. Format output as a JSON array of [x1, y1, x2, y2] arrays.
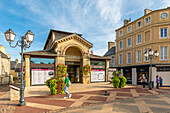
[[0, 0, 170, 62]]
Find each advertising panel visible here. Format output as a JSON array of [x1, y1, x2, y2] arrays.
[[31, 69, 54, 85], [91, 69, 105, 82]]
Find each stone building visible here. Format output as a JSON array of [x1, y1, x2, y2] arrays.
[[23, 29, 110, 87], [104, 42, 116, 81], [115, 7, 170, 86], [10, 59, 21, 83], [0, 45, 10, 85]]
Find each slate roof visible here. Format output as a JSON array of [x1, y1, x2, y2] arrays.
[[103, 46, 116, 57], [90, 54, 111, 60], [0, 51, 9, 59], [23, 49, 57, 57]]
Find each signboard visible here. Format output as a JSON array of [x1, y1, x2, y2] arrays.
[[31, 69, 54, 85], [91, 69, 105, 82]]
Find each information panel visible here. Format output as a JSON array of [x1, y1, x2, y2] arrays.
[[91, 69, 105, 82], [31, 69, 54, 85]]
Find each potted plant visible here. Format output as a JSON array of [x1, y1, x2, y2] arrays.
[[83, 64, 91, 75], [56, 64, 67, 94], [46, 78, 58, 95], [112, 71, 127, 88]]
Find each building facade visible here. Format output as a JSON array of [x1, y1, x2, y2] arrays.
[[104, 42, 116, 81], [0, 45, 10, 85], [23, 29, 110, 87], [10, 59, 21, 83], [115, 7, 170, 86]]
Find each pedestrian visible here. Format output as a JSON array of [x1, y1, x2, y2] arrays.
[[64, 73, 72, 99], [160, 76, 163, 87], [156, 75, 160, 89], [141, 74, 147, 88]]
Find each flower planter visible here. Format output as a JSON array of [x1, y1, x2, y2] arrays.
[[57, 82, 62, 94]]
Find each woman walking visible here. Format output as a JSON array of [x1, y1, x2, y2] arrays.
[[64, 73, 72, 99], [156, 75, 160, 89], [141, 74, 147, 88]]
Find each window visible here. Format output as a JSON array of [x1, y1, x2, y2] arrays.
[[120, 41, 123, 49], [119, 55, 122, 65], [160, 28, 168, 38], [138, 21, 142, 27], [137, 34, 141, 44], [146, 17, 150, 23], [145, 49, 150, 61], [128, 53, 131, 64], [128, 26, 132, 32], [128, 38, 131, 47], [160, 47, 168, 60], [120, 30, 123, 36], [137, 50, 141, 62]]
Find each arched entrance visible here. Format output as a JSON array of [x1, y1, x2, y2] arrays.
[[65, 46, 83, 83]]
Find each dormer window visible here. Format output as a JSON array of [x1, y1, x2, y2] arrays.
[[146, 17, 150, 23], [120, 30, 123, 36], [138, 21, 142, 27], [128, 26, 132, 32]]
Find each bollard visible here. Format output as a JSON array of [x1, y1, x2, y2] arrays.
[[105, 90, 109, 96]]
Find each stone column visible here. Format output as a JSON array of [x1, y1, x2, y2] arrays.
[[82, 57, 90, 84], [132, 68, 137, 85], [24, 55, 30, 87], [55, 56, 65, 76], [149, 67, 157, 87], [105, 60, 109, 82]]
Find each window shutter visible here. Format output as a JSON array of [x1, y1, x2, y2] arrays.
[[160, 47, 163, 60]]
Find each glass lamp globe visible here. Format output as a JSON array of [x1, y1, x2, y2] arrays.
[[25, 30, 34, 42], [154, 50, 159, 57], [4, 29, 16, 42], [144, 51, 148, 57], [148, 49, 153, 55]]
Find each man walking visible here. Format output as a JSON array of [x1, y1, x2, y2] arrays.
[[64, 73, 72, 99], [156, 75, 160, 89]]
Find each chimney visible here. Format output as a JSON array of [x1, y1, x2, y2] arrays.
[[0, 45, 5, 53], [124, 19, 131, 26], [15, 59, 18, 64], [108, 42, 115, 50], [144, 9, 152, 15]]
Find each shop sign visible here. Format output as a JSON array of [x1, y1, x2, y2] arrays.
[[91, 69, 105, 82]]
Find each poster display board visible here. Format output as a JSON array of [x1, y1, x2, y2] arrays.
[[91, 69, 105, 82], [31, 69, 54, 85]]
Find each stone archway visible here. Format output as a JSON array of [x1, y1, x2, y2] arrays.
[[65, 46, 83, 83]]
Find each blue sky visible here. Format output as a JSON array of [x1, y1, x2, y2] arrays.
[[0, 0, 169, 62]]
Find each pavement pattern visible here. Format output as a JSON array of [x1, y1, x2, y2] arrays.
[[14, 87, 170, 113]]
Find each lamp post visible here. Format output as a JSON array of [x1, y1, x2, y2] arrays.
[[144, 49, 159, 90], [4, 29, 34, 106]]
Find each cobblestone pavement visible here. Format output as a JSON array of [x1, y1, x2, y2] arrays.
[[58, 93, 170, 113], [0, 85, 18, 113], [13, 87, 170, 113]]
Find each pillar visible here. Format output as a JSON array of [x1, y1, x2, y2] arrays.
[[55, 56, 65, 76], [132, 68, 137, 85], [24, 55, 30, 87], [149, 67, 157, 87], [105, 60, 109, 82], [82, 57, 90, 84]]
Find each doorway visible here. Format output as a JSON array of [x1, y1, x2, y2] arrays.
[[67, 65, 80, 83]]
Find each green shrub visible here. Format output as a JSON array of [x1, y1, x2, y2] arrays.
[[112, 77, 120, 88], [119, 76, 127, 88], [46, 78, 58, 95], [60, 81, 65, 94], [112, 71, 127, 88]]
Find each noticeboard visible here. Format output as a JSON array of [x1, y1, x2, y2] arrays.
[[91, 69, 105, 82], [31, 69, 54, 85]]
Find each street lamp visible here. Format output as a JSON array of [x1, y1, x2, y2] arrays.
[[144, 49, 159, 90], [4, 29, 34, 106]]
